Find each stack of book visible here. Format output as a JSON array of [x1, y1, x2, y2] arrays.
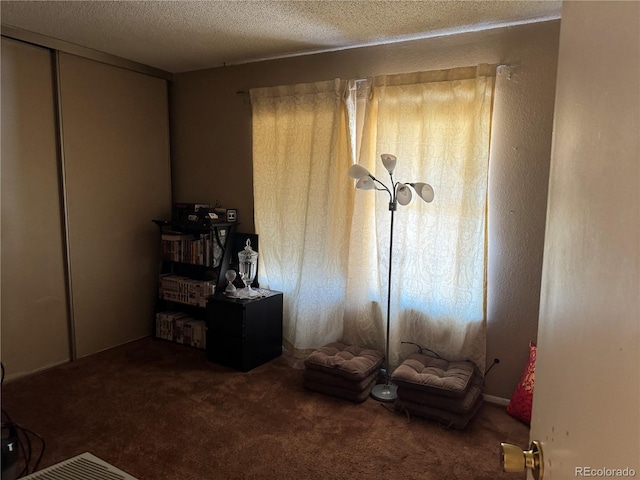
[[155, 311, 207, 349], [161, 230, 226, 267], [159, 275, 214, 307]]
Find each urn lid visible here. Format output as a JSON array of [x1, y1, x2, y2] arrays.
[[238, 239, 258, 262]]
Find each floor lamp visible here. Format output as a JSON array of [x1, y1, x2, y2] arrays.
[[348, 154, 434, 402]]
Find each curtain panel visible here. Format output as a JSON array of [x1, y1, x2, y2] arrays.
[[343, 65, 496, 372], [251, 66, 495, 373], [250, 80, 354, 356]]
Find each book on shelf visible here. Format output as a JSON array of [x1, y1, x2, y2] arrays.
[[182, 320, 193, 346], [159, 275, 214, 307], [155, 311, 206, 349], [160, 231, 226, 268], [155, 311, 189, 341], [187, 320, 206, 349], [174, 316, 188, 344]]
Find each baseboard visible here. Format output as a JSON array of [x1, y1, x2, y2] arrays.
[[4, 335, 151, 383], [3, 359, 70, 383], [482, 394, 510, 407]]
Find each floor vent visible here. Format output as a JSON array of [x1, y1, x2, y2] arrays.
[[22, 452, 138, 480]]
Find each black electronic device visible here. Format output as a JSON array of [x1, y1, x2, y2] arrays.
[[172, 203, 212, 224], [1, 422, 18, 480]]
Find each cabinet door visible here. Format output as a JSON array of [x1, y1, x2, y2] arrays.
[[1, 38, 70, 378], [206, 300, 245, 337], [206, 333, 247, 371], [58, 53, 172, 358]]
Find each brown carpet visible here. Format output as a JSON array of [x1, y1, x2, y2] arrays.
[[1, 338, 528, 480]]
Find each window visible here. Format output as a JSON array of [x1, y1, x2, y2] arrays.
[[251, 66, 496, 370]]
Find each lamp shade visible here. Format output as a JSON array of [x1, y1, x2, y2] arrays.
[[356, 176, 375, 190], [396, 183, 413, 205], [412, 182, 435, 203], [348, 164, 371, 180], [380, 154, 397, 174]]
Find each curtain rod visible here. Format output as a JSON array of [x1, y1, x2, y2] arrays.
[[237, 63, 520, 95], [351, 63, 519, 83]]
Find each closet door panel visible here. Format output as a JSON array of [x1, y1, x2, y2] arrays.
[[58, 53, 171, 357], [1, 38, 70, 378]]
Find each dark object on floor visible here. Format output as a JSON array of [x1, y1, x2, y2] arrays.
[[392, 353, 484, 429], [303, 342, 384, 402], [1, 422, 19, 480]]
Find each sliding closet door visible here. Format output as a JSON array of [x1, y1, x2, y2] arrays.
[[1, 38, 70, 378], [58, 53, 171, 358]]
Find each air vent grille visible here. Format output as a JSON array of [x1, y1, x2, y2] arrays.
[[22, 452, 138, 480]]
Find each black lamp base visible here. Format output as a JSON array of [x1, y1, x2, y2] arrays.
[[370, 383, 398, 402]]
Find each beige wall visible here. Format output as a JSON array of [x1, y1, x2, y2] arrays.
[[170, 20, 561, 398]]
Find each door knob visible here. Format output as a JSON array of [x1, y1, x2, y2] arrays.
[[500, 440, 544, 480]]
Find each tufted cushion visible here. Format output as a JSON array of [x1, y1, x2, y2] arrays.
[[391, 353, 476, 398], [396, 371, 484, 414], [304, 342, 384, 382]]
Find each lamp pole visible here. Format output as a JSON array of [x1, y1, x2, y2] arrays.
[[369, 197, 399, 402]]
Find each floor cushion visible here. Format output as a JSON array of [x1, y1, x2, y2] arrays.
[[303, 375, 377, 403], [304, 342, 384, 382], [395, 394, 484, 430], [303, 368, 378, 393], [391, 353, 476, 398], [392, 352, 484, 428], [303, 342, 384, 403], [396, 370, 484, 414]]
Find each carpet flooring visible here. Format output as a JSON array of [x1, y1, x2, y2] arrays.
[[1, 337, 528, 479]]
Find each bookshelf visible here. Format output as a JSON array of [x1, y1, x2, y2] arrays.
[[152, 219, 237, 350]]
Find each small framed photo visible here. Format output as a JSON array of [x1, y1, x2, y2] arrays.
[[226, 209, 237, 222]]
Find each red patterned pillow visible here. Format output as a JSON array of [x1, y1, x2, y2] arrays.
[[506, 341, 536, 425]]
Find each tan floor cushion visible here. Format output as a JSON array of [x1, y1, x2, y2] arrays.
[[303, 342, 384, 403], [304, 342, 384, 382], [391, 353, 476, 398]]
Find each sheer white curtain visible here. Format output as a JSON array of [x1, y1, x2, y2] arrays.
[[343, 66, 496, 372], [250, 80, 354, 356]]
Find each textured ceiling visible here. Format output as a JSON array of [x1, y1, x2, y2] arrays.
[[0, 1, 562, 73]]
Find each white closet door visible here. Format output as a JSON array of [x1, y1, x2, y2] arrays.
[[1, 38, 71, 378], [58, 53, 171, 357]]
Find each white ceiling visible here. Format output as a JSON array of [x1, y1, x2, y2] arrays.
[[0, 1, 562, 74]]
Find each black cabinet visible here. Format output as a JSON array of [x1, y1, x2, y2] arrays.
[[206, 291, 283, 371]]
